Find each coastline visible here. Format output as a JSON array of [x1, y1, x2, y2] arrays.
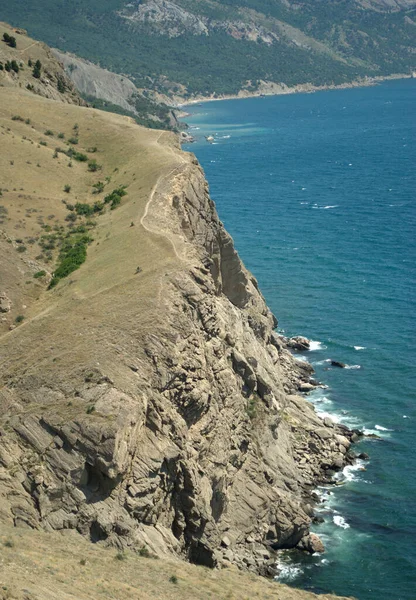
[[177, 73, 411, 109]]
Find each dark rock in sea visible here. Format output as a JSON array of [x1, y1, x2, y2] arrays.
[[286, 335, 310, 351], [331, 360, 346, 368], [358, 452, 370, 460], [312, 516, 325, 524]]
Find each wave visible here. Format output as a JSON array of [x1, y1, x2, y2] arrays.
[[344, 364, 361, 370], [335, 460, 368, 484], [274, 560, 303, 582], [363, 425, 392, 437], [354, 346, 366, 350], [333, 515, 350, 529], [309, 340, 327, 351], [311, 205, 339, 209]]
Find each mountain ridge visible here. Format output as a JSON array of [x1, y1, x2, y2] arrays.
[[1, 0, 414, 98]]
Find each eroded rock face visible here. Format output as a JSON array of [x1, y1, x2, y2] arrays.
[[0, 156, 356, 573]]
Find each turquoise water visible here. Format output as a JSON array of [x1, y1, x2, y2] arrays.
[[183, 79, 416, 599]]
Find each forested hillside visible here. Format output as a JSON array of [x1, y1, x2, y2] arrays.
[[1, 0, 415, 97]]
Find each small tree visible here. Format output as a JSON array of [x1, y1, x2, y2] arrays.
[[32, 59, 41, 79], [8, 36, 16, 48]]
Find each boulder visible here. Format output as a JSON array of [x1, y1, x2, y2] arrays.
[[331, 360, 346, 368]]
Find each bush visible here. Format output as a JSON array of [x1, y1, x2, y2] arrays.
[[75, 203, 94, 217], [32, 59, 41, 79], [92, 181, 104, 194], [4, 539, 14, 548], [115, 552, 126, 561], [15, 315, 24, 323], [11, 115, 24, 122], [3, 33, 16, 48], [64, 185, 71, 193], [169, 575, 178, 584], [58, 132, 65, 139], [16, 245, 27, 253], [87, 159, 101, 172], [44, 130, 54, 136], [138, 546, 150, 558], [68, 137, 78, 145], [104, 186, 127, 210], [34, 270, 47, 278], [48, 233, 92, 288]]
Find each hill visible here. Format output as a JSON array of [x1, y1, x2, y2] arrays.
[[1, 20, 358, 599], [0, 0, 415, 98]]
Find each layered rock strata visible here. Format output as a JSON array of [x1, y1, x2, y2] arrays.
[[0, 143, 356, 575]]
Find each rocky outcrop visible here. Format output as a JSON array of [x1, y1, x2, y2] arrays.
[[0, 142, 357, 575]]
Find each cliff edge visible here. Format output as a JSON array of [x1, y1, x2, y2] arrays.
[[0, 31, 358, 595]]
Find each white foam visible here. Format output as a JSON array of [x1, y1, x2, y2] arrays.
[[274, 561, 303, 582], [344, 364, 361, 369], [309, 340, 326, 351], [375, 424, 393, 432], [403, 415, 409, 419], [337, 461, 366, 483], [354, 346, 366, 350], [333, 515, 350, 529]]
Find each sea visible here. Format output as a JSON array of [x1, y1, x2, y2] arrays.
[[183, 79, 416, 600]]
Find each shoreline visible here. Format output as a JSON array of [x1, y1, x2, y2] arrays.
[[177, 73, 412, 109]]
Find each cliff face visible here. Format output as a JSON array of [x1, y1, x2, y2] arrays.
[[0, 88, 355, 574]]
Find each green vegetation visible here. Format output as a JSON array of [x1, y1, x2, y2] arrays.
[[115, 552, 126, 561], [4, 60, 19, 73], [15, 315, 25, 324], [104, 186, 127, 210], [32, 59, 41, 79], [3, 32, 16, 48], [2, 0, 414, 96], [87, 159, 101, 172], [84, 93, 175, 130], [48, 233, 92, 288], [33, 270, 47, 278], [63, 184, 71, 193]]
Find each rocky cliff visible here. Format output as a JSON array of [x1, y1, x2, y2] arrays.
[[0, 80, 357, 577]]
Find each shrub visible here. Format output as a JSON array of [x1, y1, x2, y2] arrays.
[[87, 146, 97, 153], [64, 185, 71, 193], [16, 245, 27, 253], [15, 315, 24, 323], [58, 132, 65, 139], [138, 546, 150, 558], [44, 130, 54, 136], [32, 59, 41, 79], [104, 186, 127, 210], [169, 575, 178, 584], [86, 405, 95, 414], [87, 159, 101, 172], [39, 140, 47, 146], [92, 181, 104, 194], [75, 203, 94, 217], [68, 137, 78, 145], [48, 233, 92, 288], [115, 552, 126, 561], [11, 115, 24, 122], [79, 558, 87, 566], [3, 33, 16, 48], [4, 539, 14, 548], [34, 270, 46, 278]]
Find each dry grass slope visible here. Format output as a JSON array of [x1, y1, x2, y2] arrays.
[[0, 527, 353, 600]]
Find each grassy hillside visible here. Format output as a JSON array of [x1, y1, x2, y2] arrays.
[[0, 526, 354, 600], [0, 0, 414, 97]]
